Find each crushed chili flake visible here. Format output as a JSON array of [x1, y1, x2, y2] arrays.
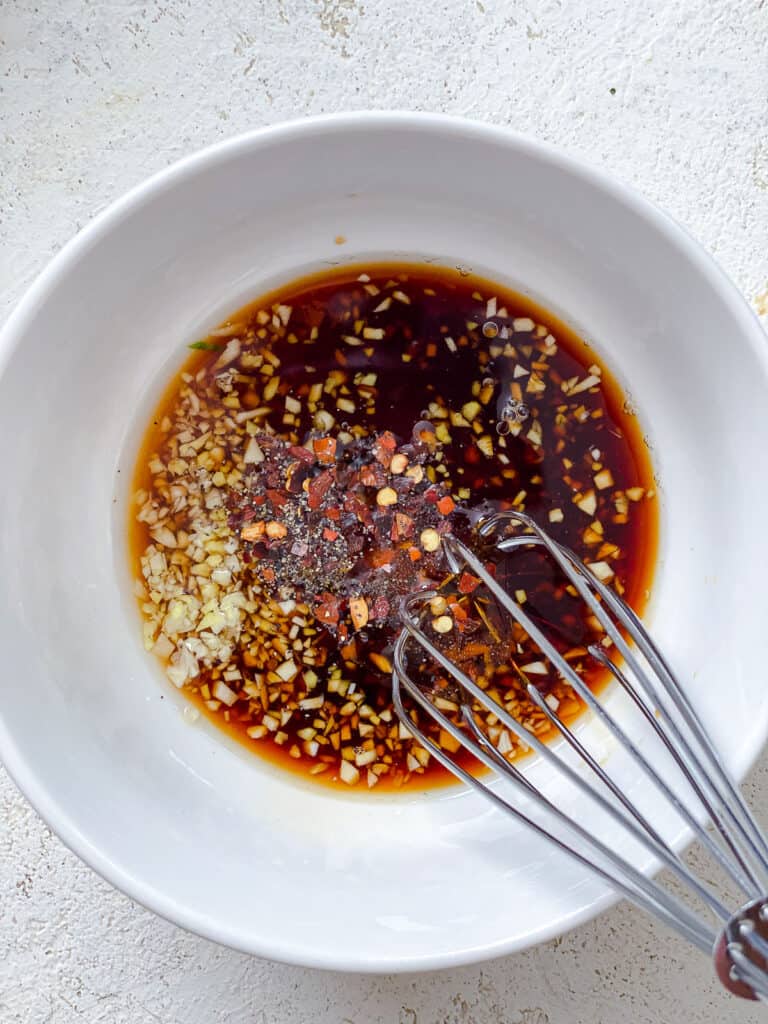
[[458, 572, 481, 594], [437, 495, 456, 516], [227, 429, 465, 638]]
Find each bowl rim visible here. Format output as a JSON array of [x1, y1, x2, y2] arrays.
[[2, 110, 767, 972]]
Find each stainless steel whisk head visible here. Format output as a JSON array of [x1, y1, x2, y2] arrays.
[[392, 509, 768, 1001]]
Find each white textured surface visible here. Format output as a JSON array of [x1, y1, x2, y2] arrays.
[[1, 1, 768, 1020]]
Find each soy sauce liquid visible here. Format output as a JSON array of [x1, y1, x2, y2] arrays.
[[131, 264, 658, 791]]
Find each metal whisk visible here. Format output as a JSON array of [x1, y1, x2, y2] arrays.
[[392, 510, 768, 1001]]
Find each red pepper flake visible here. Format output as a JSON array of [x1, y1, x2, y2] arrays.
[[396, 512, 414, 536], [322, 527, 339, 541], [315, 592, 340, 626], [449, 601, 468, 622], [437, 495, 455, 516], [373, 431, 397, 468], [377, 431, 397, 450], [312, 437, 337, 464], [266, 488, 288, 507], [391, 511, 414, 542], [261, 567, 276, 583], [408, 546, 422, 562], [307, 470, 334, 509], [458, 572, 480, 594], [371, 595, 390, 620], [288, 445, 316, 463], [369, 549, 396, 568], [325, 506, 341, 521], [360, 464, 383, 487], [465, 446, 480, 465], [423, 487, 439, 504]]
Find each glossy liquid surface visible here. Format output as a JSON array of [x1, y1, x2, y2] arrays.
[[130, 264, 657, 791]]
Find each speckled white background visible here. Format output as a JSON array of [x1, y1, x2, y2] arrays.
[[2, 1, 768, 1021]]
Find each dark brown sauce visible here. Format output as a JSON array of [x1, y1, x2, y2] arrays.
[[130, 263, 658, 792]]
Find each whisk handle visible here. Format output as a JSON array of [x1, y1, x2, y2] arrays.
[[715, 898, 768, 1001]]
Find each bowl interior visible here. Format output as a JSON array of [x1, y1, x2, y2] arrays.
[[1, 115, 767, 970]]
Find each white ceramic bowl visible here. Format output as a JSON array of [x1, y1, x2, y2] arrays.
[[1, 113, 768, 972]]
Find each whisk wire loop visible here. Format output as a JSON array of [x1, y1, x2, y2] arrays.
[[393, 510, 768, 999]]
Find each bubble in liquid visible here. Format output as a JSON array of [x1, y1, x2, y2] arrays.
[[501, 398, 530, 424], [482, 321, 499, 339], [495, 419, 510, 436], [412, 420, 436, 445]]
